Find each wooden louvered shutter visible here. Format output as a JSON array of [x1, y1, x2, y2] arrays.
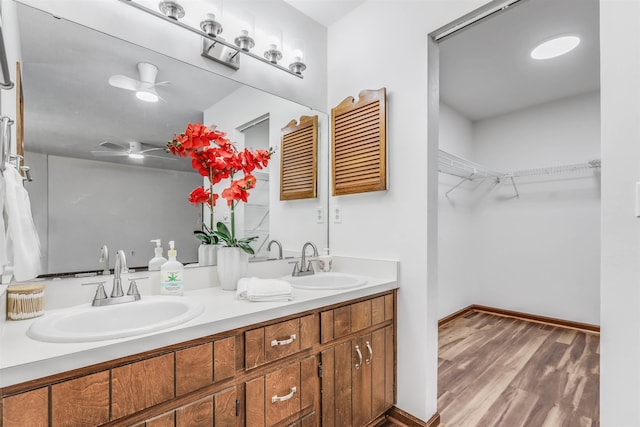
[[331, 88, 387, 196], [280, 115, 318, 200]]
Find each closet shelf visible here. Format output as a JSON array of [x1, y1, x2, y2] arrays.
[[438, 149, 601, 198], [438, 149, 502, 181]]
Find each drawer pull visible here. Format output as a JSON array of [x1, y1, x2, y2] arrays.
[[271, 334, 297, 347], [355, 345, 363, 369], [272, 386, 297, 403], [365, 341, 373, 365]]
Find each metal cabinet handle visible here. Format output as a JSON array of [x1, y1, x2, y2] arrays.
[[272, 386, 297, 403], [365, 341, 373, 365], [271, 334, 297, 347], [355, 345, 363, 369]]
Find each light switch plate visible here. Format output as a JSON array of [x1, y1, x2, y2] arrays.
[[333, 207, 342, 223], [316, 207, 324, 224]]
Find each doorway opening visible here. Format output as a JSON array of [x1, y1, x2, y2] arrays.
[[430, 0, 601, 424]]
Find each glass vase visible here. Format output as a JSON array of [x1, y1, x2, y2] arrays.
[[216, 247, 248, 290]]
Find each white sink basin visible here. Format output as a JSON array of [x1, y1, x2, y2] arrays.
[[283, 272, 367, 290], [27, 296, 204, 343]]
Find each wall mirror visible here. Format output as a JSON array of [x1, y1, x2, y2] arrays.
[[17, 2, 329, 277]]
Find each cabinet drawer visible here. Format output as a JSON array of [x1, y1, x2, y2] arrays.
[[321, 293, 394, 343], [246, 315, 316, 369], [245, 356, 317, 427]]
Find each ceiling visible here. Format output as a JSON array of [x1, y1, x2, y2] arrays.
[[439, 0, 600, 121], [283, 0, 366, 27]]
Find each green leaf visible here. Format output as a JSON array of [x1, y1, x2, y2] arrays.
[[216, 221, 231, 236], [238, 243, 255, 255]]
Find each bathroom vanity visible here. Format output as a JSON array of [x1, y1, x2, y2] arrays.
[[0, 259, 398, 426]]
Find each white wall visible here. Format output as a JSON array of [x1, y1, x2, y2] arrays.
[[600, 1, 640, 425], [28, 153, 202, 273], [204, 85, 328, 257], [472, 91, 601, 325], [438, 103, 475, 319], [16, 0, 327, 112], [327, 0, 488, 420]]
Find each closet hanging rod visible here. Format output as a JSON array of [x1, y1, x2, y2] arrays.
[[510, 160, 601, 178]]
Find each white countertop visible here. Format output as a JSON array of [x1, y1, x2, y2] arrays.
[[0, 257, 398, 388]]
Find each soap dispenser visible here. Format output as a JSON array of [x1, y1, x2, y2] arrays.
[[148, 239, 168, 271], [160, 241, 184, 295]]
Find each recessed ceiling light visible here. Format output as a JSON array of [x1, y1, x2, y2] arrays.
[[530, 35, 580, 60]]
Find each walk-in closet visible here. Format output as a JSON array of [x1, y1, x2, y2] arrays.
[[435, 0, 601, 424]]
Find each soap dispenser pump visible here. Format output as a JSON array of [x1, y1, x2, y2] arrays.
[[160, 241, 184, 295], [148, 239, 168, 271]]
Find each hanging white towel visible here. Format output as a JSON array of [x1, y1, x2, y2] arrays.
[[236, 277, 293, 302], [4, 164, 41, 281]]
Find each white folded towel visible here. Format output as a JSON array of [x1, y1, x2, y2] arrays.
[[236, 277, 293, 302]]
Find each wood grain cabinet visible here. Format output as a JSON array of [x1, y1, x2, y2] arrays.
[[320, 297, 395, 427], [0, 291, 395, 427], [246, 356, 318, 426]]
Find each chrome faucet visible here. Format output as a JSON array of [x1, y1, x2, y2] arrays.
[[111, 250, 128, 297], [292, 242, 318, 277], [92, 249, 142, 307], [267, 239, 283, 260], [99, 244, 109, 275]]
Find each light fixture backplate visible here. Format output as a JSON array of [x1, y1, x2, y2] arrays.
[[201, 38, 240, 70]]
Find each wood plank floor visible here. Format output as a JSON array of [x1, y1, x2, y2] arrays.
[[438, 312, 600, 427]]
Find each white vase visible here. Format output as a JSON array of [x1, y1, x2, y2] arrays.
[[198, 244, 218, 266], [217, 247, 249, 290]]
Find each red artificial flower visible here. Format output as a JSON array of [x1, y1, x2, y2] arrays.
[[188, 187, 218, 206], [221, 175, 256, 206]]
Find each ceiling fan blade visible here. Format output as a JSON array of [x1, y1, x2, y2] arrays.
[[154, 81, 170, 87], [144, 153, 177, 161], [99, 141, 128, 151], [90, 151, 129, 157], [139, 147, 168, 154], [108, 75, 140, 91]]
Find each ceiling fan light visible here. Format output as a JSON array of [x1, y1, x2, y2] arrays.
[[530, 35, 580, 60], [128, 153, 145, 160], [136, 90, 159, 103]]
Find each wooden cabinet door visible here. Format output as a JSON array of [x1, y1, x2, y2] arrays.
[[321, 327, 394, 427], [352, 335, 371, 427], [321, 340, 353, 426]]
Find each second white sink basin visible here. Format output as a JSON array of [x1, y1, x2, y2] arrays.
[[283, 272, 367, 290], [27, 296, 204, 343]]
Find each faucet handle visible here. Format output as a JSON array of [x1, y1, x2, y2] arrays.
[[126, 277, 147, 299], [86, 281, 108, 306], [288, 260, 300, 276]]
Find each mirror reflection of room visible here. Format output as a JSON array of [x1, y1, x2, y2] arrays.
[[17, 3, 328, 276]]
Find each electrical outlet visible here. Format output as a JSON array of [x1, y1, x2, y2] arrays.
[[316, 207, 324, 224], [333, 207, 342, 223]]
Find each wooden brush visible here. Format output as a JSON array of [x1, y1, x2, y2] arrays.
[[6, 284, 45, 320]]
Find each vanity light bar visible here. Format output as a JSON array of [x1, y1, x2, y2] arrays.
[[118, 0, 304, 79]]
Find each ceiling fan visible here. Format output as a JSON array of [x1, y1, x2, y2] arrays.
[[91, 141, 175, 160], [108, 62, 169, 103]]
